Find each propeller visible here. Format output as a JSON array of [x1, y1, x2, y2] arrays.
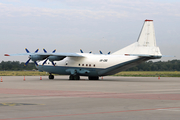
[[24, 48, 39, 66], [80, 49, 92, 54], [42, 49, 56, 66], [99, 50, 111, 55]]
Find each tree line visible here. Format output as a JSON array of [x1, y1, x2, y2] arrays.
[[0, 60, 180, 71], [0, 61, 36, 71], [127, 60, 180, 71]]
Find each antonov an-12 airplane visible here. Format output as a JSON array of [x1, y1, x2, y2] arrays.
[[5, 20, 162, 80]]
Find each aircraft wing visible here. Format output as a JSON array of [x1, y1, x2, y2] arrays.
[[4, 53, 84, 57], [4, 52, 85, 66]]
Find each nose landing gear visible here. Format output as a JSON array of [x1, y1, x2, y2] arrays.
[[49, 74, 54, 79]]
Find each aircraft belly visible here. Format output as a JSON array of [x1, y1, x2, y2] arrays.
[[37, 66, 69, 75], [36, 65, 102, 76]]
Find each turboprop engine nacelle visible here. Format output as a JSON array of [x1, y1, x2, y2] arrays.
[[30, 55, 47, 61], [48, 56, 66, 61]]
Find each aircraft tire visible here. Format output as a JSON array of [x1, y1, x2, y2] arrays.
[[69, 75, 74, 80], [49, 75, 54, 79], [69, 75, 80, 80], [88, 76, 99, 80], [74, 75, 80, 80]]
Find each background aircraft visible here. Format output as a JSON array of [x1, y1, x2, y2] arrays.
[[5, 20, 162, 80]]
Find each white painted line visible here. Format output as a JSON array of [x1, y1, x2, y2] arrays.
[[157, 108, 180, 112], [136, 89, 180, 92]]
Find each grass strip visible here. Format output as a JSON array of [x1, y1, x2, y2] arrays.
[[0, 71, 48, 76], [115, 71, 180, 77]]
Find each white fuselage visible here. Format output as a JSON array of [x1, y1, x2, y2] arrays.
[[37, 53, 147, 76]]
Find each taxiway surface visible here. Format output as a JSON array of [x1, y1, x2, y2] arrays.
[[0, 76, 180, 120]]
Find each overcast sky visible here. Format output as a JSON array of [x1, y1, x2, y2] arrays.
[[0, 0, 180, 62]]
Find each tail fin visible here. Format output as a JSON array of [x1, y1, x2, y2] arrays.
[[112, 20, 162, 58], [137, 20, 156, 47]]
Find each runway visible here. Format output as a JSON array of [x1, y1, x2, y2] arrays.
[[0, 76, 180, 120]]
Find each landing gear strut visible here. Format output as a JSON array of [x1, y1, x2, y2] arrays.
[[69, 75, 80, 80], [49, 74, 54, 79]]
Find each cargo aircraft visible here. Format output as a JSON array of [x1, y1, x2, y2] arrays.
[[5, 20, 162, 80]]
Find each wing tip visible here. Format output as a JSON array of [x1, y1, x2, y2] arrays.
[[4, 54, 10, 56]]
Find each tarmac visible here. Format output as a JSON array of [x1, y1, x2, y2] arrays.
[[0, 76, 180, 120]]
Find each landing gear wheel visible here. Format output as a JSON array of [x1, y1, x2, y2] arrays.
[[49, 74, 54, 79], [69, 75, 80, 80], [74, 75, 80, 80], [69, 75, 74, 80], [88, 76, 99, 80]]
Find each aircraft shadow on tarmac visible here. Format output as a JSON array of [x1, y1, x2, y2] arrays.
[[42, 77, 166, 83]]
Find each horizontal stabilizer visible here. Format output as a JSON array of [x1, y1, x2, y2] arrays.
[[125, 54, 162, 59]]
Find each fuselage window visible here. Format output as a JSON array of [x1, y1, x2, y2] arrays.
[[79, 64, 80, 66], [89, 64, 91, 67], [86, 64, 88, 66], [94, 64, 95, 67], [66, 63, 68, 65], [82, 64, 84, 66]]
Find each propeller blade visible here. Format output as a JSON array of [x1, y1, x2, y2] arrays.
[[34, 61, 38, 66], [25, 48, 30, 53], [52, 49, 56, 53], [99, 50, 103, 54], [43, 48, 47, 53], [108, 51, 111, 55], [80, 49, 83, 53], [34, 49, 39, 53], [80, 49, 84, 53], [52, 50, 56, 66], [42, 58, 48, 66], [24, 58, 31, 66], [51, 61, 56, 66]]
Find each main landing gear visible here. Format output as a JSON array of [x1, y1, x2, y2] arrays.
[[48, 74, 99, 80], [69, 75, 80, 80], [49, 74, 54, 79]]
